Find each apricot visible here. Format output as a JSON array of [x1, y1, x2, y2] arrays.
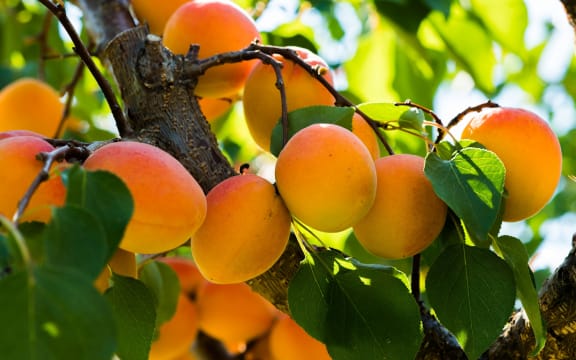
[[158, 256, 205, 295], [131, 0, 188, 35], [191, 174, 291, 284], [268, 314, 331, 360], [0, 136, 66, 223], [243, 47, 335, 151], [460, 107, 562, 222], [94, 248, 138, 293], [0, 78, 63, 137], [0, 130, 44, 140], [353, 154, 448, 259], [198, 96, 234, 123], [163, 0, 261, 98], [196, 282, 277, 344], [352, 113, 380, 160], [83, 141, 207, 254], [149, 293, 199, 360], [275, 123, 377, 232]]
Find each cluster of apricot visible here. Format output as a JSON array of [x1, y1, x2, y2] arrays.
[[107, 256, 331, 360]]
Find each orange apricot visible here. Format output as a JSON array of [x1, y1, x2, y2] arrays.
[[198, 96, 234, 123], [0, 136, 66, 223], [0, 78, 63, 137], [353, 154, 448, 259], [158, 256, 205, 295], [460, 107, 562, 222], [0, 130, 44, 140], [352, 113, 380, 160], [243, 47, 335, 151], [83, 141, 207, 254], [163, 0, 261, 98], [274, 123, 377, 232], [191, 174, 291, 284], [94, 248, 138, 293], [149, 293, 199, 360], [268, 314, 331, 360], [131, 0, 189, 35], [196, 282, 278, 344]]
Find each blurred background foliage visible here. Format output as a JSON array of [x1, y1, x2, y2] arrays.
[[1, 0, 574, 281]]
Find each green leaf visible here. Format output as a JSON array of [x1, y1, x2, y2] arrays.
[[424, 147, 505, 244], [139, 260, 180, 327], [44, 206, 108, 280], [63, 165, 134, 259], [289, 249, 422, 360], [495, 235, 546, 355], [470, 0, 528, 56], [398, 107, 425, 130], [270, 105, 354, 156], [373, 0, 432, 34], [426, 244, 516, 360], [105, 274, 157, 360], [427, 4, 497, 94], [0, 265, 116, 360]]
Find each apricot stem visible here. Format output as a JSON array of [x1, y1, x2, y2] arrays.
[[38, 0, 130, 138], [13, 145, 70, 224]]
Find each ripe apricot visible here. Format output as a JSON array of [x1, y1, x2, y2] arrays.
[[269, 314, 331, 360], [198, 97, 234, 123], [352, 113, 380, 160], [0, 136, 66, 223], [191, 174, 291, 284], [149, 293, 199, 360], [460, 107, 562, 222], [94, 248, 138, 293], [158, 257, 205, 295], [83, 141, 207, 254], [163, 0, 261, 98], [196, 282, 277, 344], [275, 124, 377, 232], [0, 78, 63, 137], [353, 154, 448, 259], [0, 130, 44, 140], [131, 0, 188, 35], [243, 47, 335, 151]]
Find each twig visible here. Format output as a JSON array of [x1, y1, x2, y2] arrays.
[[37, 0, 130, 137], [411, 253, 421, 302], [12, 145, 70, 224], [54, 59, 86, 138], [445, 100, 500, 129]]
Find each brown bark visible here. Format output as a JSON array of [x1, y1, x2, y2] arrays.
[[72, 0, 576, 358]]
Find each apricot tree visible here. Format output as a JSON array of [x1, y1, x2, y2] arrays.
[[1, 0, 576, 359]]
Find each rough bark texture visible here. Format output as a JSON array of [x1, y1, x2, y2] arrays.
[[75, 0, 576, 358]]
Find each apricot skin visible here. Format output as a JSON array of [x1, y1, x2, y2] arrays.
[[275, 123, 377, 233], [352, 113, 380, 160], [0, 136, 66, 223], [243, 47, 335, 151], [269, 314, 331, 360], [131, 0, 188, 35], [196, 282, 278, 344], [353, 154, 448, 259], [149, 293, 199, 360], [461, 107, 562, 222], [0, 78, 63, 137], [94, 248, 138, 293], [83, 141, 207, 254], [158, 257, 205, 295], [163, 0, 261, 98], [191, 174, 291, 284]]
